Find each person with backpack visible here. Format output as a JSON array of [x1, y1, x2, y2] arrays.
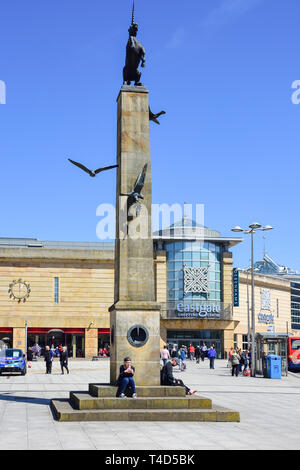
[[229, 349, 241, 377]]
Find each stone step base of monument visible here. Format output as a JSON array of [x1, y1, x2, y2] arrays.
[[70, 392, 213, 410], [50, 384, 240, 422], [51, 399, 240, 422], [88, 384, 187, 398]]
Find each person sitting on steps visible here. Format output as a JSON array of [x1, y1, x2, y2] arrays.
[[116, 357, 137, 399], [160, 358, 197, 395]]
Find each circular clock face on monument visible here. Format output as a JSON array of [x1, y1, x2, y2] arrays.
[[8, 279, 31, 303], [127, 325, 149, 348]]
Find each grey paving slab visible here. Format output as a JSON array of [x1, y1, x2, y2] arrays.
[[0, 358, 299, 449]]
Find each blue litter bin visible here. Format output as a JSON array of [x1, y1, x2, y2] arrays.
[[266, 355, 281, 379]]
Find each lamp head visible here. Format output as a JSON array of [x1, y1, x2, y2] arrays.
[[231, 226, 244, 233], [249, 222, 262, 230]]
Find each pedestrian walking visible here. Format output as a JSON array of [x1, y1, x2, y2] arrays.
[[60, 346, 69, 375], [207, 344, 217, 369], [237, 348, 243, 374], [27, 347, 33, 369], [44, 346, 54, 374], [227, 347, 234, 368], [241, 350, 248, 372], [200, 343, 207, 362], [195, 345, 201, 364], [229, 349, 241, 377], [160, 345, 170, 366], [171, 345, 177, 359], [179, 346, 187, 371], [188, 344, 195, 361]]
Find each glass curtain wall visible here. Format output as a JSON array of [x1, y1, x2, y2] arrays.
[[166, 241, 222, 302], [291, 282, 300, 330]]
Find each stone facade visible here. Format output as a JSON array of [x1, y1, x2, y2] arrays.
[[233, 271, 291, 350], [0, 247, 114, 357], [0, 244, 292, 359]]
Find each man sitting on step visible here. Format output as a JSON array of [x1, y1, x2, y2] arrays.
[[161, 358, 197, 396]]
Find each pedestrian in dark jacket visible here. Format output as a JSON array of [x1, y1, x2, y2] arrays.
[[27, 347, 33, 369], [195, 346, 201, 364], [160, 358, 197, 395], [171, 346, 177, 358], [60, 346, 69, 375], [44, 346, 54, 374], [116, 357, 137, 398]]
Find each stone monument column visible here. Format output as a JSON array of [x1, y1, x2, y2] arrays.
[[109, 86, 161, 386]]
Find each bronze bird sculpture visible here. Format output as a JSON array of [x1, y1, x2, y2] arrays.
[[121, 163, 147, 202], [121, 163, 148, 216], [68, 159, 118, 177], [149, 107, 166, 125]]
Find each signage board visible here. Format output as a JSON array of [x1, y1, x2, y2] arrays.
[[258, 313, 274, 324], [176, 302, 221, 319], [233, 268, 239, 307]]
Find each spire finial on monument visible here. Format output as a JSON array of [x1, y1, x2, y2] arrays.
[[131, 0, 135, 25]]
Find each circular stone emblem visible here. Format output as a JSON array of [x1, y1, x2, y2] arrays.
[[127, 325, 149, 348]]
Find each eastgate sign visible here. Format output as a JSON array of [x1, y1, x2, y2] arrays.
[[258, 313, 274, 324], [176, 302, 221, 319]]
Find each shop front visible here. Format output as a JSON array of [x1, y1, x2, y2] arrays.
[[0, 328, 13, 349], [27, 328, 85, 357], [98, 328, 110, 356], [160, 299, 237, 358]]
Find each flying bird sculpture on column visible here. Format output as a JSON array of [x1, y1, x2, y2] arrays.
[[68, 159, 118, 177], [121, 163, 148, 216], [149, 107, 166, 125]]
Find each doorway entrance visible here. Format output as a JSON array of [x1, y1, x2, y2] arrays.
[[167, 329, 223, 358]]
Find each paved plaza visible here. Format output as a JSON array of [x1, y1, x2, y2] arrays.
[[0, 357, 299, 450]]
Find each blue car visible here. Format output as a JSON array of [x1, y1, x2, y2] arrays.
[[0, 348, 27, 375]]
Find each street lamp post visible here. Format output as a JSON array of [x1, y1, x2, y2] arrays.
[[24, 318, 28, 355], [231, 223, 274, 377]]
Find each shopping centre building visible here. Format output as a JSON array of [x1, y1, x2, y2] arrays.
[[0, 219, 295, 358]]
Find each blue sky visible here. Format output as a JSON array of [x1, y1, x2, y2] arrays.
[[0, 0, 299, 270]]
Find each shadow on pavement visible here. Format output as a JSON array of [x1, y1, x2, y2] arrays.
[[0, 393, 50, 405]]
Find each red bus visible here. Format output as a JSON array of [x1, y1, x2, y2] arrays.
[[288, 337, 300, 371]]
